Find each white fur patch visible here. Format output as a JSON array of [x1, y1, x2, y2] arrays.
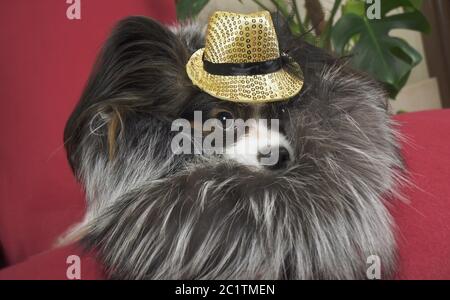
[[224, 120, 293, 168]]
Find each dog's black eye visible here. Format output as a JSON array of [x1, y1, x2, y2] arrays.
[[279, 105, 289, 116], [212, 110, 234, 129]]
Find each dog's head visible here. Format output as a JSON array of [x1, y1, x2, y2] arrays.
[[64, 15, 345, 174]]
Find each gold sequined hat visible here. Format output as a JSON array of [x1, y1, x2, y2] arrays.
[[186, 11, 304, 103]]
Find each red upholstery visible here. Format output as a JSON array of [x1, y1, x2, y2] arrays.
[[1, 1, 449, 280], [392, 109, 450, 279], [0, 1, 176, 268], [0, 244, 103, 280]]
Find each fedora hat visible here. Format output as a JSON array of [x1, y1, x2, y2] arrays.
[[186, 11, 304, 103]]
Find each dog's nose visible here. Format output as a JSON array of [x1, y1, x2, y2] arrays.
[[271, 146, 291, 170], [258, 146, 291, 170]]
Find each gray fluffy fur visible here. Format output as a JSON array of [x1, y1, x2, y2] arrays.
[[63, 15, 404, 279]]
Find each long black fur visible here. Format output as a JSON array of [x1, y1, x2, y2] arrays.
[[63, 15, 404, 279]]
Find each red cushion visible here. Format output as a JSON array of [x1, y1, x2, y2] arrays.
[[0, 0, 176, 266], [1, 1, 449, 280], [0, 244, 104, 280], [392, 109, 450, 279]]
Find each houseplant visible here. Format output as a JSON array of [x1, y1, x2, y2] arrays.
[[175, 0, 430, 99]]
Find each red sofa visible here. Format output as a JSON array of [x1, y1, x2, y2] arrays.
[[1, 1, 449, 279]]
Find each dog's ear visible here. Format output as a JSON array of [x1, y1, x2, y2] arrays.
[[64, 16, 196, 171], [80, 16, 194, 115]]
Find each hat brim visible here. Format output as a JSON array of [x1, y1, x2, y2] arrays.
[[186, 49, 304, 103]]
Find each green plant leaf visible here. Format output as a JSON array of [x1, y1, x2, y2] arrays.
[[342, 0, 365, 16], [380, 0, 423, 16], [409, 0, 423, 9], [331, 5, 430, 98], [176, 0, 209, 21]]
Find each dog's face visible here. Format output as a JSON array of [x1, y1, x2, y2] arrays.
[[64, 16, 403, 279], [179, 93, 294, 170]]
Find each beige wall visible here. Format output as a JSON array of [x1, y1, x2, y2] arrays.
[[197, 0, 441, 112]]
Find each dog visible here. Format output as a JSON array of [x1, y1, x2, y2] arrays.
[[62, 13, 404, 279]]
